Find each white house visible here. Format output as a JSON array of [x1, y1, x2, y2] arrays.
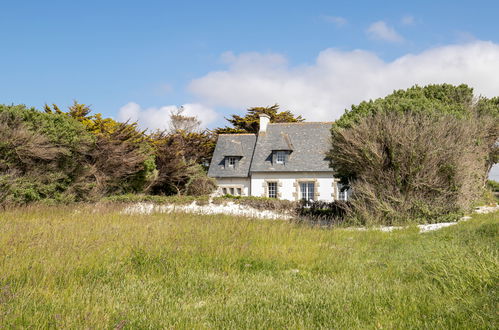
[[208, 114, 348, 202]]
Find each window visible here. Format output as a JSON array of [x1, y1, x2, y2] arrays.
[[267, 182, 277, 198], [300, 182, 315, 201], [337, 183, 349, 201], [227, 157, 236, 168], [237, 188, 242, 196], [275, 151, 286, 164], [229, 187, 235, 195], [222, 188, 227, 195]]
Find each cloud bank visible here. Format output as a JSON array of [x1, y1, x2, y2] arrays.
[[118, 102, 218, 131], [189, 41, 499, 121]]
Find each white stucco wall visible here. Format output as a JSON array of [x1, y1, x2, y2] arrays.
[[250, 172, 338, 202], [214, 177, 251, 196]]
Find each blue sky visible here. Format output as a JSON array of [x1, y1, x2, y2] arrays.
[[1, 0, 498, 178]]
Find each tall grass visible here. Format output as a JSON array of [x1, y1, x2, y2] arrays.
[[0, 205, 497, 328]]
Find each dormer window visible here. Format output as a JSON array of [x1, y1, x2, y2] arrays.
[[272, 150, 289, 165], [276, 151, 286, 164], [225, 156, 239, 169]]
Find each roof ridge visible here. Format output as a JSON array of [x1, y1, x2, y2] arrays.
[[269, 121, 334, 125]]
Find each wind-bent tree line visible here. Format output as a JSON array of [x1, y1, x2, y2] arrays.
[[1, 84, 497, 226], [0, 103, 214, 205], [0, 102, 303, 205]]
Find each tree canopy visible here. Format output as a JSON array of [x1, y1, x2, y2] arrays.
[[328, 84, 499, 224], [0, 102, 217, 206], [215, 104, 304, 134], [335, 84, 476, 128]]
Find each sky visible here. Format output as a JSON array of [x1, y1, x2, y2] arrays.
[[1, 0, 498, 179]]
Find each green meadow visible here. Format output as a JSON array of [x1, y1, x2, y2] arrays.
[[0, 205, 497, 328]]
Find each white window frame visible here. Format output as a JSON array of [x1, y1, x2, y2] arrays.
[[337, 183, 349, 201], [300, 182, 315, 202], [221, 186, 243, 196], [339, 189, 348, 201], [267, 182, 277, 198], [227, 156, 236, 168], [275, 151, 286, 164]]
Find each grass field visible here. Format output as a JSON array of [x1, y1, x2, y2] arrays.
[[0, 205, 497, 328]]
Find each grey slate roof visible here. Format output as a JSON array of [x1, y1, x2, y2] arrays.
[[208, 122, 334, 178], [272, 132, 294, 150], [250, 122, 334, 172], [208, 134, 257, 177]]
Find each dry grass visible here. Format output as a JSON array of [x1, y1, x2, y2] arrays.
[[0, 204, 497, 328]]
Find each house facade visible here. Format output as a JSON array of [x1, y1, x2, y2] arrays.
[[208, 114, 347, 202]]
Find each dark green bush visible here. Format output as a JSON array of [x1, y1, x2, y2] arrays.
[[487, 180, 499, 192], [329, 84, 498, 225]]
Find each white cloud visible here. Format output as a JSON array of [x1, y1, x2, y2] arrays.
[[323, 15, 347, 27], [401, 15, 415, 26], [189, 41, 499, 122], [367, 21, 404, 43], [118, 102, 218, 131]]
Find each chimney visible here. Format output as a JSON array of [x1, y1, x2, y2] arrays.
[[259, 113, 270, 133]]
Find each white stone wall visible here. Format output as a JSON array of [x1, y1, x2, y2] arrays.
[[250, 172, 338, 202], [214, 177, 251, 196]]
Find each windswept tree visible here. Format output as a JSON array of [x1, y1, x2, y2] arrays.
[[168, 106, 202, 133], [149, 107, 216, 195], [0, 104, 94, 204], [328, 84, 499, 225], [215, 104, 304, 134], [44, 102, 156, 195]]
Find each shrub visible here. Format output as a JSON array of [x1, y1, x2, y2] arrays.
[[330, 111, 492, 225], [0, 105, 94, 205], [296, 200, 352, 225], [184, 165, 217, 196], [149, 132, 216, 196], [487, 180, 499, 192], [329, 84, 498, 225], [0, 104, 159, 206]]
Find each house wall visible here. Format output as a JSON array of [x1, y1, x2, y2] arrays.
[[250, 172, 339, 202], [214, 177, 251, 196]]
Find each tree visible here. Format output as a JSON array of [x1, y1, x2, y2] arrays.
[[148, 109, 216, 195], [328, 84, 499, 224], [0, 104, 94, 204], [331, 84, 498, 183], [44, 102, 156, 195], [335, 84, 475, 129], [215, 104, 304, 134], [475, 96, 499, 177], [169, 106, 201, 133], [149, 134, 215, 195]]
